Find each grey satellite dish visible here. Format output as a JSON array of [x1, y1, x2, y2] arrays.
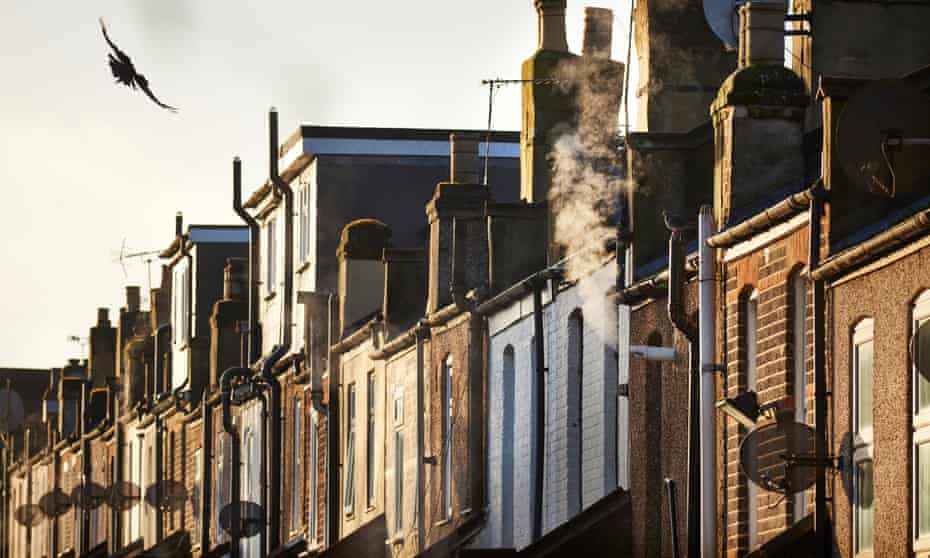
[[38, 489, 72, 518], [145, 480, 187, 512], [0, 388, 25, 434], [14, 504, 43, 527], [703, 0, 739, 49], [739, 412, 816, 494], [106, 481, 141, 512], [837, 79, 930, 198], [219, 501, 265, 538], [71, 482, 107, 510]]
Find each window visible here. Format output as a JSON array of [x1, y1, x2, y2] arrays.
[[441, 356, 454, 519], [169, 431, 176, 531], [567, 310, 584, 515], [745, 291, 759, 548], [394, 430, 404, 535], [215, 433, 231, 543], [852, 319, 874, 553], [292, 397, 303, 532], [367, 372, 376, 508], [173, 262, 191, 343], [266, 217, 277, 294], [299, 186, 311, 263], [501, 345, 515, 546], [309, 410, 318, 542], [344, 383, 356, 514], [916, 293, 930, 545], [792, 272, 808, 520], [192, 448, 202, 545]]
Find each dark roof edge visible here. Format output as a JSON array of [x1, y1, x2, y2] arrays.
[[812, 206, 930, 282], [707, 181, 822, 248], [299, 126, 520, 143]]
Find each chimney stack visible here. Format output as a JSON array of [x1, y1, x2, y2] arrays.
[[126, 286, 141, 313], [582, 7, 613, 58], [738, 0, 787, 68], [450, 133, 480, 184], [97, 308, 110, 326], [536, 0, 569, 52]]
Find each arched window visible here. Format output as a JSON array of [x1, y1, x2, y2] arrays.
[[501, 345, 515, 546], [743, 290, 759, 549], [791, 271, 809, 520], [852, 318, 874, 553], [567, 309, 584, 515]]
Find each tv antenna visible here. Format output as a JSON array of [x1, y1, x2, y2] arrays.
[[66, 335, 87, 359], [480, 78, 565, 185], [113, 238, 162, 292], [836, 79, 930, 198]]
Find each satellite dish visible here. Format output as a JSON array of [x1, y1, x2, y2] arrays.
[[0, 388, 25, 434], [14, 504, 43, 527], [70, 482, 108, 510], [106, 481, 141, 511], [38, 489, 72, 518], [219, 501, 265, 538], [703, 0, 739, 49], [837, 79, 930, 198], [739, 413, 816, 494], [145, 480, 187, 512]]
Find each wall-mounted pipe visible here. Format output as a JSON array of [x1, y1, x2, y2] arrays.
[[809, 192, 830, 557], [530, 277, 546, 543], [259, 344, 286, 551], [667, 229, 699, 558], [665, 479, 681, 558], [220, 366, 254, 558], [698, 206, 717, 558], [233, 157, 261, 366], [269, 109, 295, 354]]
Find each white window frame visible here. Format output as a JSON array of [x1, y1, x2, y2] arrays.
[[745, 291, 759, 549], [852, 319, 874, 555], [394, 429, 404, 536], [915, 292, 930, 550], [367, 372, 376, 509], [344, 383, 356, 515], [291, 397, 303, 533], [266, 217, 277, 295], [309, 409, 318, 544], [299, 185, 311, 264], [792, 272, 809, 520], [192, 448, 203, 546], [442, 356, 453, 519]]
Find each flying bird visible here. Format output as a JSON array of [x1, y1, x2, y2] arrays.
[[99, 17, 178, 112]]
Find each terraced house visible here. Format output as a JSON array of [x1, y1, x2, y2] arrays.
[[7, 1, 930, 558]]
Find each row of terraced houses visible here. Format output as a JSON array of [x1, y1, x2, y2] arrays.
[[7, 1, 930, 557]]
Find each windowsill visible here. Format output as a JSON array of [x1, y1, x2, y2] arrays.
[[297, 261, 311, 274], [265, 291, 277, 302], [434, 518, 451, 528], [916, 537, 930, 553]]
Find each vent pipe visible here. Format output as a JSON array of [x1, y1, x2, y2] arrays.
[[450, 133, 480, 184], [582, 7, 613, 58]]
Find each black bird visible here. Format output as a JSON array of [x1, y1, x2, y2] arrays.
[[99, 18, 177, 112], [662, 210, 696, 233]]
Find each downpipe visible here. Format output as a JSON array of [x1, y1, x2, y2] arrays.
[[233, 156, 261, 366], [530, 277, 546, 543], [260, 344, 287, 552], [667, 229, 700, 558], [698, 206, 717, 558], [810, 192, 830, 557], [220, 366, 254, 558]]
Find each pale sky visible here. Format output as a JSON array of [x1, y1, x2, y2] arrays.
[[0, 0, 636, 369]]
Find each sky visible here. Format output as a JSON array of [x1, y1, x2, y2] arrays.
[[0, 0, 637, 369]]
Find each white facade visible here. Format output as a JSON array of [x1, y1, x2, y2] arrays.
[[478, 261, 626, 550]]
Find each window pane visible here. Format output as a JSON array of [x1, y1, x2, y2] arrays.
[[857, 461, 874, 551], [395, 431, 404, 534], [919, 318, 930, 412], [921, 444, 930, 537], [857, 340, 874, 432]]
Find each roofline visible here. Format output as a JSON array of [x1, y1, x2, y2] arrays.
[[297, 125, 519, 143], [707, 181, 822, 248]]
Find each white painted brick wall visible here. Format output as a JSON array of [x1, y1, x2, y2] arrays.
[[474, 261, 627, 551]]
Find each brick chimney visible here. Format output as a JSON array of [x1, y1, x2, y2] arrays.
[[209, 258, 249, 390], [633, 0, 737, 132], [88, 307, 116, 389], [426, 134, 490, 313], [125, 286, 140, 313], [337, 220, 392, 331], [583, 7, 613, 58], [450, 133, 481, 185], [711, 0, 809, 228], [536, 0, 569, 52]]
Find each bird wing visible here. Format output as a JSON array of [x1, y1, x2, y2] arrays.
[[136, 74, 178, 112], [99, 18, 133, 66]]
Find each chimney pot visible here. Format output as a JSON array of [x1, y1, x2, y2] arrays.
[[738, 0, 787, 68], [535, 0, 569, 52], [450, 133, 481, 184], [126, 286, 141, 312], [175, 212, 183, 237], [97, 307, 110, 326], [583, 7, 613, 58]]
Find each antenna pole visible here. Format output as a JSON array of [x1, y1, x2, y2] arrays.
[[483, 80, 496, 186]]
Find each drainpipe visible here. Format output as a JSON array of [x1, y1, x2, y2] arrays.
[[154, 417, 163, 542], [326, 295, 340, 548], [220, 366, 253, 558], [200, 396, 212, 551], [414, 324, 428, 553], [233, 157, 261, 366], [698, 206, 717, 558], [667, 229, 699, 558], [254, 389, 269, 558], [529, 277, 546, 542], [809, 192, 829, 557], [259, 344, 287, 551]]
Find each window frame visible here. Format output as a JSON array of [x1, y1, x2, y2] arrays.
[[851, 318, 875, 555], [309, 409, 318, 543], [792, 272, 809, 520], [192, 447, 203, 547], [915, 292, 930, 549], [745, 290, 759, 549], [441, 355, 453, 520], [394, 429, 404, 536], [291, 397, 304, 533], [266, 217, 277, 296], [367, 371, 376, 509], [344, 383, 356, 515]]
